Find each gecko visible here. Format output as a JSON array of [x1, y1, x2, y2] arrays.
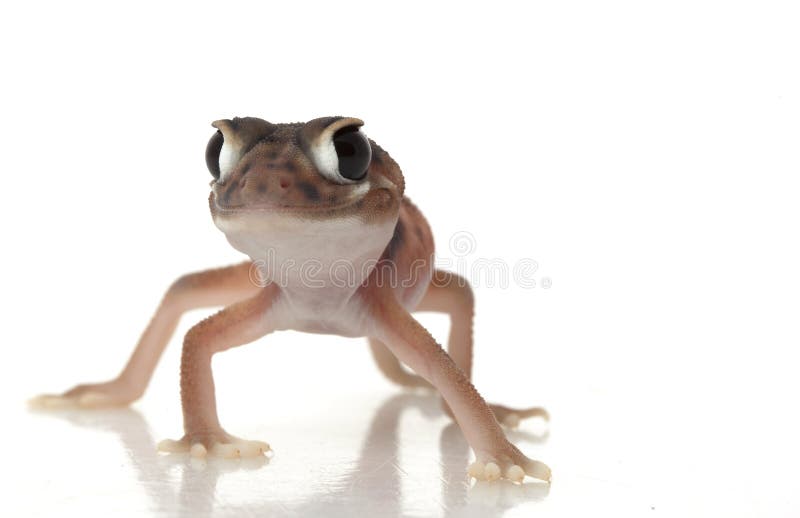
[[33, 116, 550, 483]]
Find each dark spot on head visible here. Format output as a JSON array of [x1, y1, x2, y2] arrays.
[[256, 182, 267, 194], [240, 165, 252, 176], [267, 151, 278, 160], [283, 161, 297, 173], [414, 225, 425, 242], [374, 189, 393, 210], [296, 181, 320, 201], [222, 181, 238, 205]]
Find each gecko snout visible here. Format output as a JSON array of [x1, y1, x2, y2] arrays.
[[218, 159, 317, 209]]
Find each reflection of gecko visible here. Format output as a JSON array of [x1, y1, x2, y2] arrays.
[[33, 116, 549, 483]]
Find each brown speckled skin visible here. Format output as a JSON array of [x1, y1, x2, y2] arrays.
[[33, 116, 550, 483], [210, 117, 403, 226]]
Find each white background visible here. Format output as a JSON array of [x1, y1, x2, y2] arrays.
[[2, 1, 799, 516]]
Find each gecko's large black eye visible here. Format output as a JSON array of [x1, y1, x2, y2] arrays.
[[205, 130, 224, 180], [333, 126, 371, 181]]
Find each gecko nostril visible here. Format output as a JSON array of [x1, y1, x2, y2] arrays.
[[279, 178, 290, 189]]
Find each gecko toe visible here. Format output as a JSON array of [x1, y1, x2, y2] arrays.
[[506, 464, 525, 483], [502, 413, 521, 429], [468, 461, 486, 480], [157, 439, 189, 453], [190, 443, 208, 458], [484, 462, 501, 481], [211, 443, 240, 458], [524, 458, 552, 483], [78, 392, 112, 407], [236, 440, 270, 457], [29, 394, 76, 409], [522, 407, 550, 421]]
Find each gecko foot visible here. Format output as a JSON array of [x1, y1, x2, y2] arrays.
[[157, 430, 270, 459], [29, 379, 141, 409], [489, 403, 549, 429], [468, 442, 550, 484]]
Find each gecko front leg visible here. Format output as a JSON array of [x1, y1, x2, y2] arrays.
[[157, 284, 279, 459], [31, 262, 259, 408], [366, 285, 551, 484]]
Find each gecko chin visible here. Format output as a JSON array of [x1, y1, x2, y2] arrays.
[[209, 191, 398, 271]]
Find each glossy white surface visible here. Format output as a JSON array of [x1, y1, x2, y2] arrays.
[[7, 323, 800, 517], [12, 380, 629, 517]]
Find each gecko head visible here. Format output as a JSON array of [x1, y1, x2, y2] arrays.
[[204, 116, 404, 265]]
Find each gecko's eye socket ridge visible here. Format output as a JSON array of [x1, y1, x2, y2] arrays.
[[205, 130, 224, 180], [333, 126, 371, 181]]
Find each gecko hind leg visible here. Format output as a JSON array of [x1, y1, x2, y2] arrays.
[[368, 338, 433, 389], [417, 270, 548, 428], [367, 270, 546, 427]]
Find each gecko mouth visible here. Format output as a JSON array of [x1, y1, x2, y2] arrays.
[[209, 191, 360, 218]]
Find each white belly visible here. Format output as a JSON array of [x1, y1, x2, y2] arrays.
[[214, 210, 398, 338]]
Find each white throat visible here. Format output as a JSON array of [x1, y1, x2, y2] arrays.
[[215, 211, 397, 306]]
